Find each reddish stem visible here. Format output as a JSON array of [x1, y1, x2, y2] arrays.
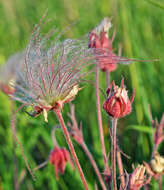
[[105, 71, 110, 88], [95, 65, 107, 165], [116, 146, 125, 189], [159, 176, 162, 190], [111, 118, 118, 190], [81, 142, 107, 190], [54, 109, 89, 190]]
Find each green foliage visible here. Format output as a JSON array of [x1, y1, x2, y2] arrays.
[[0, 0, 164, 189]]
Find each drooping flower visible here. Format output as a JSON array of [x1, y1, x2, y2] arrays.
[[128, 165, 151, 190], [11, 20, 95, 122], [88, 18, 119, 72], [103, 78, 134, 118], [0, 52, 25, 95], [49, 146, 74, 179]]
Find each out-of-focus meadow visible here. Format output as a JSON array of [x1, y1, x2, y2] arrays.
[[0, 0, 164, 189]]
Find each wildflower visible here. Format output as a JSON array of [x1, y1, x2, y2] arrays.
[[49, 146, 74, 179], [150, 152, 164, 174], [144, 152, 164, 179], [88, 18, 118, 72], [103, 78, 134, 118], [11, 22, 94, 122], [129, 165, 151, 190], [0, 52, 25, 95]]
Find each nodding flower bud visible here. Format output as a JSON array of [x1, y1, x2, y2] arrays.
[[103, 78, 135, 118], [88, 18, 118, 72], [49, 147, 74, 179]]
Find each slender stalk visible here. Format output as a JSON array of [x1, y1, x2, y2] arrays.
[[33, 160, 48, 171], [51, 126, 59, 147], [116, 146, 125, 189], [68, 103, 107, 189], [159, 176, 162, 190], [10, 100, 18, 190], [144, 185, 149, 190], [105, 71, 110, 88], [10, 107, 35, 180], [111, 118, 118, 190], [54, 109, 89, 190], [17, 170, 26, 190], [95, 65, 107, 165], [81, 142, 107, 190]]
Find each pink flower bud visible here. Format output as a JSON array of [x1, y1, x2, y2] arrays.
[[49, 147, 74, 179], [103, 78, 134, 118], [129, 165, 151, 190], [88, 18, 118, 72]]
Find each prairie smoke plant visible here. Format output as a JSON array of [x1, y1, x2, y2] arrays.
[[10, 20, 95, 189], [12, 24, 95, 122], [0, 52, 25, 95], [103, 78, 135, 119]]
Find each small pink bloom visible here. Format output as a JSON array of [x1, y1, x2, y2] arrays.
[[103, 78, 134, 118], [49, 147, 74, 179]]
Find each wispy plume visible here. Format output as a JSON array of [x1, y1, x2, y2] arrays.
[[11, 17, 96, 121]]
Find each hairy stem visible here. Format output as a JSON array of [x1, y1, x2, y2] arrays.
[[81, 142, 107, 190], [54, 109, 89, 190], [116, 146, 125, 189], [95, 65, 107, 165], [105, 71, 110, 88], [111, 118, 118, 190]]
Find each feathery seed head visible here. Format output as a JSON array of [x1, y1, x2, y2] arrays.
[[12, 21, 95, 121]]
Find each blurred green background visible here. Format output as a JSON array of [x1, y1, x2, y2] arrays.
[[0, 0, 164, 189]]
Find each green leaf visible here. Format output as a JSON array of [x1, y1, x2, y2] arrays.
[[145, 0, 164, 9], [126, 125, 154, 134]]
